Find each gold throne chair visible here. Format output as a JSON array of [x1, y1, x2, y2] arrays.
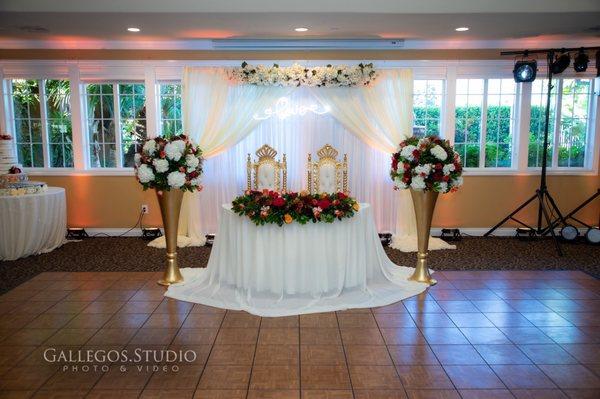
[[247, 144, 287, 192], [307, 144, 348, 194]]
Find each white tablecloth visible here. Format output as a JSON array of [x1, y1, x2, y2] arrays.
[[0, 187, 67, 261], [166, 203, 428, 316]]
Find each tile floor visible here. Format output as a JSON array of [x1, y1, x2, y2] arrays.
[[0, 270, 598, 398]]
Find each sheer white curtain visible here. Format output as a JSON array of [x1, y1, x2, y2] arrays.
[[151, 67, 453, 251]]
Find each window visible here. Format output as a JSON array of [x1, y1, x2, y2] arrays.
[[413, 80, 443, 137], [11, 80, 43, 167], [558, 79, 592, 167], [9, 79, 72, 168], [45, 80, 73, 167], [86, 83, 146, 168], [455, 78, 518, 168], [484, 79, 516, 167], [454, 79, 483, 167], [528, 79, 556, 167], [159, 83, 183, 137]]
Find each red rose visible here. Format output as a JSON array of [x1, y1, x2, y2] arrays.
[[412, 149, 420, 158], [272, 197, 285, 207], [443, 175, 450, 182], [435, 163, 443, 170], [318, 199, 331, 210], [159, 151, 166, 159], [337, 192, 347, 200], [403, 162, 411, 170], [312, 199, 318, 206], [391, 158, 398, 171], [188, 170, 199, 179]]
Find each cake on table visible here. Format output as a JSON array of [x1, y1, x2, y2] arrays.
[[0, 134, 47, 196]]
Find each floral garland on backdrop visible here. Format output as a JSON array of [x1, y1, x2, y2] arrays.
[[232, 190, 360, 226], [134, 134, 204, 192], [390, 135, 463, 193], [228, 62, 377, 87]]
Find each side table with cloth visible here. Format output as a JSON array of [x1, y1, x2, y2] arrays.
[[0, 187, 67, 261], [166, 203, 428, 316]]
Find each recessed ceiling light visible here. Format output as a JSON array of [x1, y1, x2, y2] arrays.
[[127, 27, 140, 32], [455, 27, 469, 32], [294, 27, 309, 32]]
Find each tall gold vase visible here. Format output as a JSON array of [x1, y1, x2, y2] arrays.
[[408, 189, 438, 286], [156, 189, 185, 286]]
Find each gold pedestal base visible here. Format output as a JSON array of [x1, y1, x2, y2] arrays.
[[157, 254, 184, 286], [156, 189, 185, 287], [408, 189, 439, 287], [407, 253, 437, 286]]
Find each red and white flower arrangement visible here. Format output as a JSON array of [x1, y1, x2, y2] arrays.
[[390, 135, 463, 193], [231, 190, 360, 226], [134, 134, 204, 192]]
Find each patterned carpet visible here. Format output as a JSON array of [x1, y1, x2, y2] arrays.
[[1, 236, 598, 294]]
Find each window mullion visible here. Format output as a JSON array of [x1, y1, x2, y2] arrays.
[[114, 83, 123, 168], [480, 79, 488, 168], [552, 79, 563, 168], [69, 66, 86, 170], [144, 66, 158, 139], [444, 67, 456, 144], [39, 79, 50, 168]]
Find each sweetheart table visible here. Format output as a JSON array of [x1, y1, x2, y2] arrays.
[[165, 203, 428, 316]]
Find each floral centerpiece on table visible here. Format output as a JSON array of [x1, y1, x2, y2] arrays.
[[232, 190, 360, 226], [134, 134, 204, 192], [228, 62, 377, 87], [390, 135, 463, 193]]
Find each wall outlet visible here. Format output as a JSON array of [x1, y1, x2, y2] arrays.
[[141, 204, 149, 214]]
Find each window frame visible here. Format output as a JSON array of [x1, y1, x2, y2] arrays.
[[157, 81, 183, 137], [0, 60, 597, 176]]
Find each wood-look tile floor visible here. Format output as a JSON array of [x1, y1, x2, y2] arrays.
[[0, 270, 599, 398]]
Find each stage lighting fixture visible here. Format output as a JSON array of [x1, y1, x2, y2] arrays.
[[513, 60, 537, 83], [551, 53, 571, 74], [585, 227, 600, 244], [142, 227, 162, 240], [440, 228, 462, 242], [560, 225, 579, 241], [66, 228, 89, 239], [573, 50, 589, 72], [515, 227, 536, 240]]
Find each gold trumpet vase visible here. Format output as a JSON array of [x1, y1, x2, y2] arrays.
[[408, 189, 438, 286], [156, 189, 185, 286]]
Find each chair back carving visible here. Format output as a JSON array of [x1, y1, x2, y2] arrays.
[[307, 144, 348, 194], [247, 144, 287, 192]]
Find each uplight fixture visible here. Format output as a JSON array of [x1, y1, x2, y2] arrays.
[[127, 27, 141, 32], [513, 59, 538, 83], [294, 27, 309, 32], [455, 27, 469, 32]]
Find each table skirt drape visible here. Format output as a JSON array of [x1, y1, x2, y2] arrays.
[[165, 203, 429, 316], [0, 187, 67, 261]]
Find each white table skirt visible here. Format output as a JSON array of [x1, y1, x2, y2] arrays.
[[166, 203, 429, 316], [0, 187, 67, 261]]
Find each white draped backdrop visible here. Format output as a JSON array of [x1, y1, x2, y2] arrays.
[[150, 67, 454, 252]]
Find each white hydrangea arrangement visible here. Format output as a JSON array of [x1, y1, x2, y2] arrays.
[[390, 136, 463, 193], [228, 62, 377, 87], [134, 134, 204, 192]]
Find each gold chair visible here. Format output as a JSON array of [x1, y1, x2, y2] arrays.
[[247, 144, 287, 192], [307, 144, 348, 194]]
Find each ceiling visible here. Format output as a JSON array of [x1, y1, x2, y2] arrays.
[[1, 0, 599, 50]]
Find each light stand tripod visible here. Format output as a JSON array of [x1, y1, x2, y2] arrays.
[[484, 50, 570, 254]]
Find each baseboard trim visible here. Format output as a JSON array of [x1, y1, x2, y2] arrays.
[[81, 226, 593, 238]]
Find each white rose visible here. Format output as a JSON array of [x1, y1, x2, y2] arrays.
[[431, 145, 448, 161], [443, 163, 455, 176], [450, 176, 464, 188], [414, 164, 432, 177], [190, 177, 202, 187], [185, 154, 199, 169], [437, 182, 448, 193], [134, 153, 142, 167], [393, 176, 408, 190], [142, 140, 157, 155], [153, 158, 169, 173], [167, 171, 186, 188], [164, 142, 183, 161], [410, 176, 426, 190], [137, 164, 155, 183], [400, 145, 417, 161]]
